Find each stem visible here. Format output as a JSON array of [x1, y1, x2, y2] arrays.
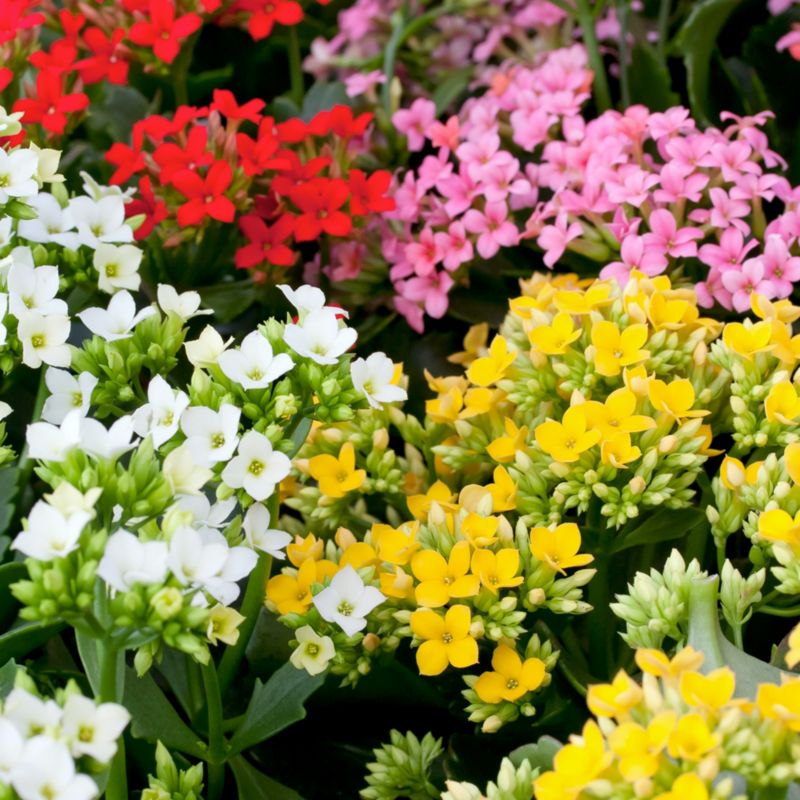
[[172, 32, 199, 107], [758, 605, 800, 617], [16, 369, 49, 494], [574, 0, 612, 112], [587, 552, 613, 679], [202, 662, 226, 800], [100, 643, 128, 800], [657, 0, 671, 67], [288, 27, 304, 108], [616, 0, 631, 107], [557, 657, 588, 698]]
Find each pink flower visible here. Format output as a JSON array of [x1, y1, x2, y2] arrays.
[[462, 202, 518, 258], [438, 165, 479, 217], [653, 163, 708, 204], [435, 221, 474, 271], [600, 234, 667, 283], [695, 267, 733, 310], [537, 214, 583, 267], [428, 116, 460, 151], [344, 70, 385, 98], [482, 158, 531, 203], [326, 241, 366, 281], [401, 271, 454, 319], [394, 294, 425, 333], [393, 99, 437, 151], [698, 226, 759, 270], [756, 235, 800, 296], [707, 187, 751, 234], [720, 259, 777, 312], [404, 227, 443, 277], [604, 165, 660, 208], [643, 209, 703, 259]]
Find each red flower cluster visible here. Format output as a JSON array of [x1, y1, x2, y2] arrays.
[[105, 90, 395, 272]]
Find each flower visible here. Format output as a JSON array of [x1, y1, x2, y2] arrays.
[[410, 605, 478, 675], [530, 523, 593, 573], [591, 321, 649, 376], [679, 668, 735, 710], [222, 431, 291, 502], [474, 644, 546, 703], [242, 503, 292, 558], [308, 442, 366, 499], [11, 736, 98, 800], [97, 530, 169, 593], [758, 508, 800, 549], [180, 403, 241, 466], [267, 559, 321, 614], [535, 405, 600, 463], [25, 410, 82, 462], [8, 260, 67, 317], [184, 326, 233, 367], [666, 713, 718, 760], [721, 320, 773, 359], [93, 244, 142, 294], [756, 679, 800, 731], [587, 670, 643, 718], [60, 694, 130, 762], [787, 623, 800, 668], [290, 626, 336, 675], [12, 501, 91, 561], [528, 312, 581, 355], [470, 548, 523, 593], [410, 541, 479, 607], [207, 605, 245, 646], [69, 195, 133, 248], [163, 444, 213, 495], [173, 161, 236, 227], [765, 381, 800, 424], [17, 312, 71, 369], [78, 416, 138, 461], [77, 291, 156, 342], [284, 308, 357, 364], [648, 378, 708, 421], [312, 564, 385, 636], [277, 284, 346, 320], [128, 0, 201, 63], [157, 284, 211, 320], [131, 375, 189, 449], [654, 774, 709, 800], [466, 336, 516, 387], [486, 418, 528, 463], [217, 331, 294, 390], [41, 369, 97, 425], [0, 148, 38, 203], [350, 353, 407, 408]]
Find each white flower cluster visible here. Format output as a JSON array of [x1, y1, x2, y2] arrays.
[[0, 684, 130, 800]]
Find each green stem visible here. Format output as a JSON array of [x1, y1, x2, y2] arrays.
[[202, 662, 226, 800], [657, 0, 671, 67], [574, 0, 612, 112], [288, 27, 304, 108], [587, 552, 613, 679], [172, 31, 199, 107], [758, 605, 800, 618], [16, 369, 49, 493], [100, 643, 127, 800], [616, 0, 631, 107], [557, 657, 588, 698]]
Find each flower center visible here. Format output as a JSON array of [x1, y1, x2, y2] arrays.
[[442, 632, 453, 644], [248, 459, 264, 476], [305, 643, 320, 657], [337, 600, 353, 616], [31, 334, 44, 348], [506, 678, 519, 690], [78, 724, 94, 742], [211, 432, 226, 449], [105, 262, 118, 277], [72, 391, 83, 407]]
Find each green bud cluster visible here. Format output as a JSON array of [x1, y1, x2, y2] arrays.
[[361, 730, 443, 800], [142, 741, 204, 800]]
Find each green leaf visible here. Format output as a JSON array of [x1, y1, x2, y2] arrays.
[[86, 85, 149, 143], [289, 417, 313, 456], [0, 562, 26, 626], [300, 82, 350, 122], [0, 467, 19, 538], [610, 507, 705, 553], [230, 756, 305, 800], [675, 0, 743, 125], [687, 576, 787, 697], [628, 43, 680, 111], [76, 630, 124, 700], [0, 658, 17, 699], [432, 67, 472, 115], [122, 668, 207, 759], [228, 663, 324, 756], [0, 621, 64, 663], [198, 281, 257, 323], [508, 735, 561, 771]]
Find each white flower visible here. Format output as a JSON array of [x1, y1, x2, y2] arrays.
[[278, 284, 348, 320], [11, 736, 97, 800], [218, 331, 294, 390], [0, 718, 24, 781], [69, 195, 133, 249], [312, 564, 385, 636], [12, 501, 92, 561], [0, 217, 12, 247], [41, 368, 97, 425], [0, 108, 23, 138], [0, 148, 38, 203], [157, 284, 212, 320], [351, 352, 407, 409], [80, 170, 134, 200], [221, 431, 291, 502], [79, 415, 137, 461], [8, 260, 67, 318], [0, 400, 11, 420], [175, 495, 236, 529], [242, 502, 291, 558], [163, 444, 213, 495], [94, 243, 142, 294], [17, 311, 71, 368], [283, 308, 357, 365], [131, 375, 189, 449], [184, 326, 233, 367], [77, 290, 155, 341], [0, 292, 8, 347], [60, 695, 130, 763], [289, 626, 335, 676], [180, 403, 241, 466], [97, 529, 169, 593], [167, 526, 257, 605], [17, 193, 79, 249], [43, 483, 101, 517], [26, 409, 82, 462], [31, 144, 63, 184], [3, 689, 61, 738]]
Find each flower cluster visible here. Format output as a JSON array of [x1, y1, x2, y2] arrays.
[[0, 675, 129, 800]]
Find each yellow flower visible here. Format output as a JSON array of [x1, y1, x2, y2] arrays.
[[554, 284, 613, 314], [529, 523, 593, 574], [666, 713, 718, 760], [758, 508, 800, 549], [722, 320, 773, 360], [471, 548, 523, 594], [751, 292, 800, 323], [765, 381, 800, 424], [623, 364, 651, 397], [486, 418, 529, 463], [466, 335, 516, 387], [267, 559, 334, 615], [426, 386, 464, 422], [407, 481, 456, 520], [654, 773, 709, 800], [308, 442, 366, 499], [410, 541, 479, 607], [635, 646, 704, 681], [528, 312, 581, 355], [679, 668, 735, 711], [371, 521, 420, 566], [379, 566, 415, 599], [648, 378, 708, 420], [587, 670, 643, 718], [645, 292, 691, 330], [535, 405, 600, 463], [757, 679, 800, 730], [287, 533, 324, 566], [786, 623, 800, 668], [720, 455, 746, 490], [786, 442, 800, 484], [410, 605, 479, 675], [460, 387, 498, 418], [461, 513, 499, 547], [474, 644, 546, 703], [339, 541, 379, 570], [769, 319, 800, 364], [608, 711, 675, 781], [591, 321, 649, 377], [583, 388, 655, 441], [448, 322, 489, 365], [487, 466, 517, 512], [600, 433, 641, 468], [697, 425, 724, 456]]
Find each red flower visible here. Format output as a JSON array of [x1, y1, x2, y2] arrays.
[[236, 214, 295, 268], [276, 117, 308, 145], [106, 142, 146, 185], [271, 152, 331, 196], [126, 176, 168, 239], [14, 72, 89, 135], [236, 120, 291, 176], [172, 160, 236, 227], [153, 125, 214, 184], [29, 40, 79, 74], [289, 177, 351, 242], [0, 69, 12, 93], [348, 169, 395, 215], [58, 9, 85, 41], [233, 0, 304, 40], [211, 89, 265, 124], [136, 106, 208, 144], [308, 106, 373, 139], [128, 0, 202, 64], [0, 1, 45, 45], [75, 28, 129, 85]]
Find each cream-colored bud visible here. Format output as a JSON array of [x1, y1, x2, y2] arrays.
[[362, 633, 381, 652], [693, 340, 708, 366], [372, 428, 389, 450], [628, 476, 646, 495], [481, 715, 503, 734], [658, 435, 677, 454]]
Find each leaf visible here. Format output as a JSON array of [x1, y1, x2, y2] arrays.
[[432, 67, 472, 115], [0, 621, 64, 664], [158, 649, 198, 718], [610, 507, 705, 553], [687, 576, 787, 698], [300, 82, 350, 121], [75, 630, 125, 700], [230, 756, 305, 800], [628, 43, 680, 111], [0, 467, 19, 538], [86, 85, 149, 143], [197, 281, 257, 323], [0, 562, 26, 626], [0, 658, 17, 699], [228, 663, 324, 756], [508, 736, 561, 771], [122, 668, 207, 759], [675, 0, 743, 125]]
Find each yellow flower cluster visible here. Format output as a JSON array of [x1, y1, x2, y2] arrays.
[[535, 646, 800, 799]]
